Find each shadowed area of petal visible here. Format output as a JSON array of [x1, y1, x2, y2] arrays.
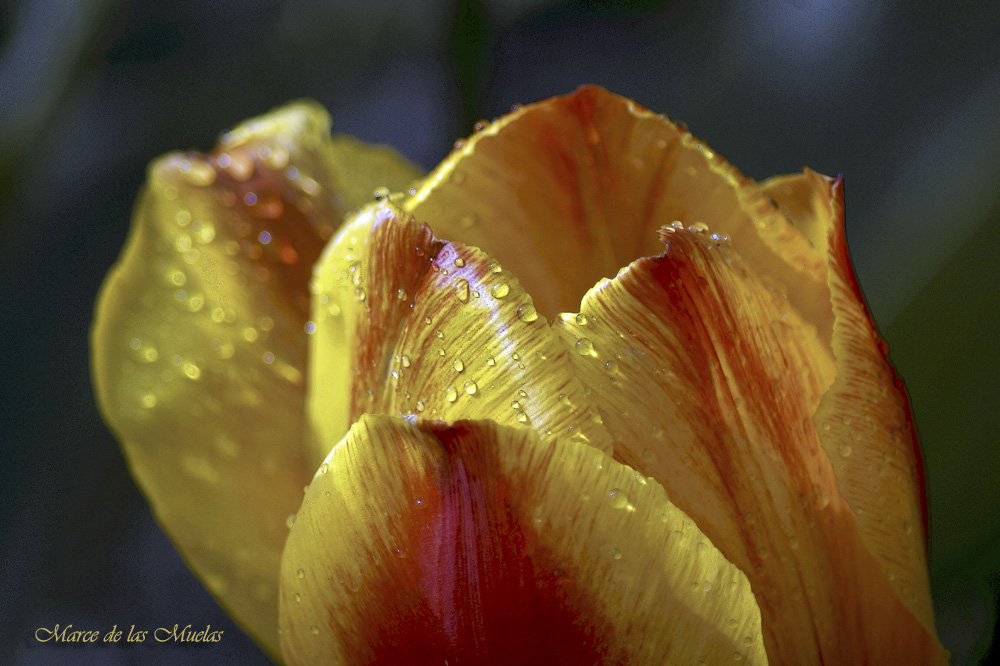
[[403, 85, 831, 343], [92, 102, 421, 655], [307, 202, 611, 464], [811, 177, 936, 634], [279, 415, 767, 666], [552, 227, 947, 664]]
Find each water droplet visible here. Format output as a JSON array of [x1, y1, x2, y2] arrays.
[[576, 338, 595, 356], [320, 462, 329, 474], [453, 358, 465, 372], [605, 360, 619, 374], [446, 387, 458, 402], [297, 568, 305, 579], [416, 400, 426, 412], [373, 186, 390, 201], [464, 381, 478, 395], [612, 548, 622, 561], [491, 283, 509, 298], [435, 330, 444, 340], [575, 313, 588, 325], [184, 363, 201, 380], [455, 278, 469, 302], [396, 288, 408, 301], [294, 592, 301, 603], [839, 443, 853, 458], [304, 321, 317, 334], [486, 357, 496, 367], [515, 411, 528, 423], [401, 355, 411, 368], [310, 625, 319, 636], [488, 261, 502, 274], [454, 257, 466, 267], [286, 514, 296, 529], [356, 287, 367, 302], [688, 221, 709, 233], [517, 304, 538, 322]]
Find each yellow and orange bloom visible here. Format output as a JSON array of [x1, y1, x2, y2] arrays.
[[92, 86, 948, 664]]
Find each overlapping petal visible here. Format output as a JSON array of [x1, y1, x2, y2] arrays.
[[551, 225, 945, 664], [404, 85, 832, 342], [306, 201, 613, 463], [759, 171, 935, 632], [279, 415, 767, 666], [91, 102, 421, 654]]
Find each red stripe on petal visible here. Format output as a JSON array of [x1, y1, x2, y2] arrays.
[[344, 422, 612, 666]]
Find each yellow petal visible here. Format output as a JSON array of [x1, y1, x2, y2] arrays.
[[92, 101, 421, 656], [403, 85, 829, 340], [279, 414, 767, 666], [552, 226, 947, 664], [307, 201, 612, 464]]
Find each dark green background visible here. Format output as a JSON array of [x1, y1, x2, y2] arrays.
[[2, 1, 998, 663]]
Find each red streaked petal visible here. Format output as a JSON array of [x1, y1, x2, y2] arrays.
[[813, 176, 936, 632], [279, 415, 767, 666], [306, 202, 612, 463], [552, 226, 947, 665]]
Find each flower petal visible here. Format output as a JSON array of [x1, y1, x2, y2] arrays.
[[552, 227, 947, 664], [810, 176, 936, 633], [404, 85, 829, 336], [92, 102, 421, 655], [279, 415, 767, 666], [307, 201, 612, 462]]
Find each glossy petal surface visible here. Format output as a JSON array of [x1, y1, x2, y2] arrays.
[[92, 102, 421, 654], [279, 415, 766, 666], [307, 201, 612, 463], [552, 226, 946, 664]]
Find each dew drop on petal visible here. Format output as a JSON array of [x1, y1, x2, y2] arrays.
[[446, 387, 458, 403], [455, 278, 470, 302], [491, 283, 509, 299]]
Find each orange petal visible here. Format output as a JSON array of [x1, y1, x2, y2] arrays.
[[811, 176, 936, 632], [279, 415, 767, 666], [403, 85, 829, 339], [92, 102, 421, 655], [306, 201, 612, 463], [552, 226, 947, 665]]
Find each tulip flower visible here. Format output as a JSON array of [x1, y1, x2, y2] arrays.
[[92, 86, 948, 664]]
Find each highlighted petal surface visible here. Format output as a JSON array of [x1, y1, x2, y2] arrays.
[[279, 415, 766, 666], [92, 102, 421, 654], [553, 226, 946, 664], [307, 202, 612, 464]]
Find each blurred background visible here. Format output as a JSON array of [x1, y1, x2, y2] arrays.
[[1, 0, 998, 663]]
